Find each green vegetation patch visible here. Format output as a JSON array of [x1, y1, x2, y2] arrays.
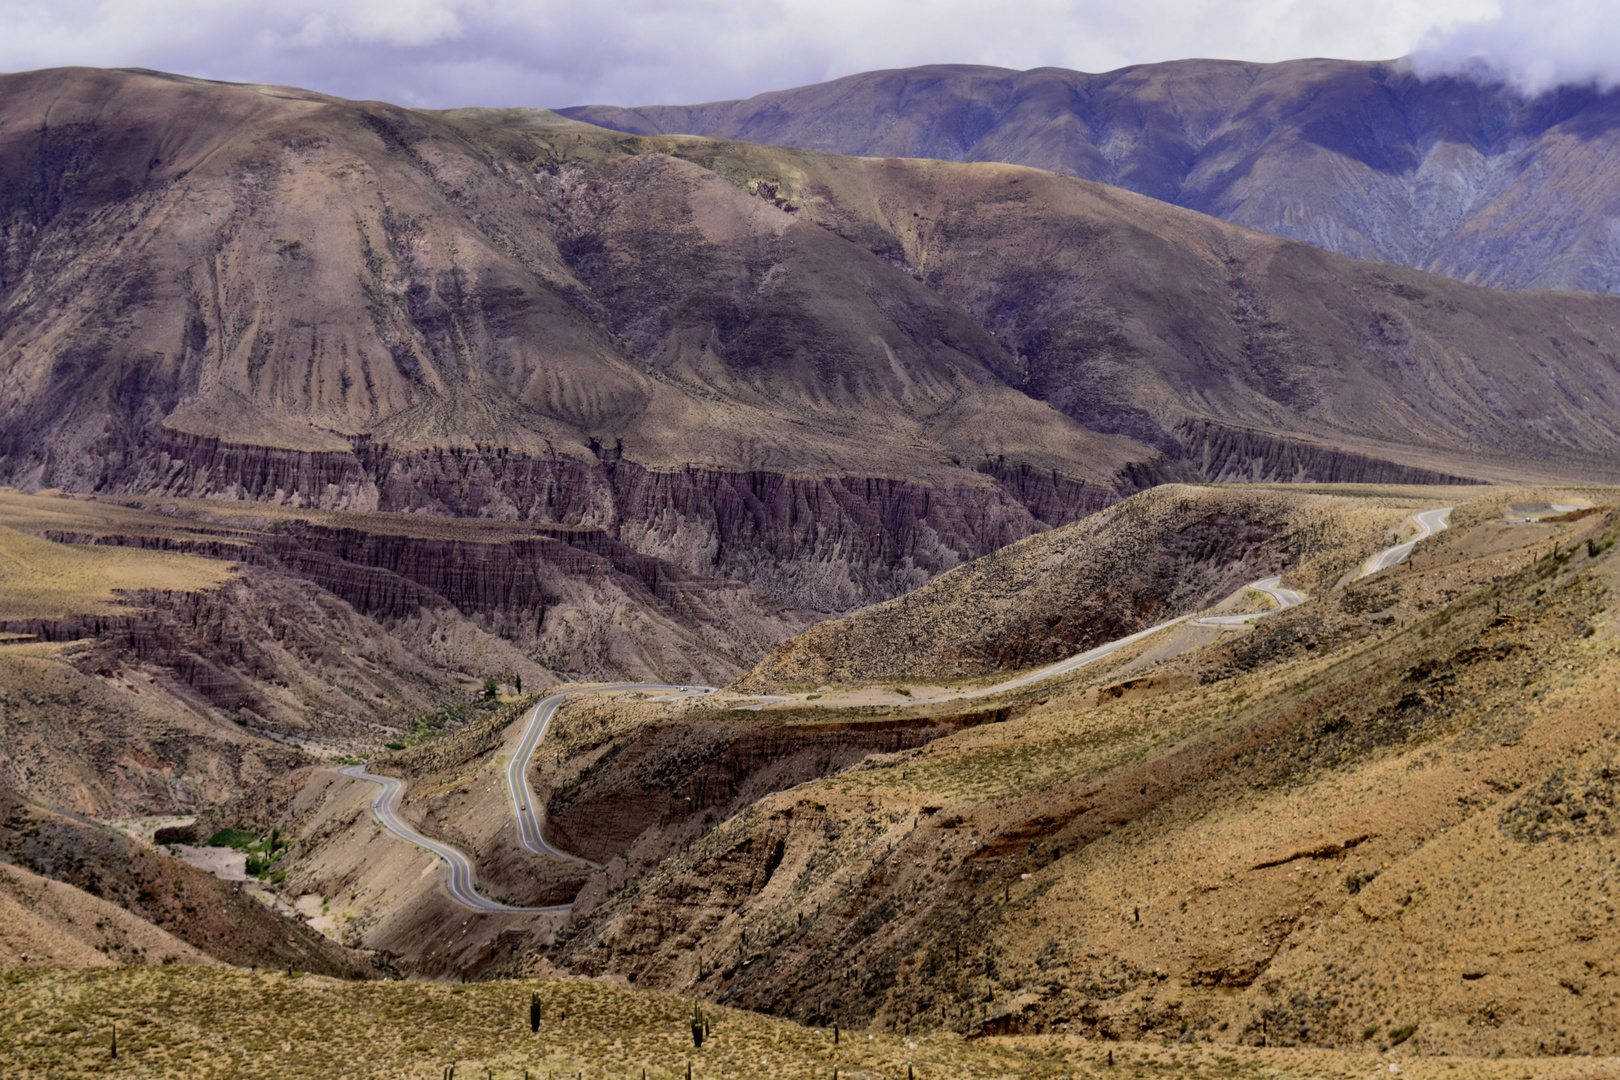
[[203, 828, 258, 850], [385, 689, 512, 751]]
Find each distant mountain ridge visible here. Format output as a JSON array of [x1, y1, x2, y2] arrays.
[[561, 59, 1620, 295]]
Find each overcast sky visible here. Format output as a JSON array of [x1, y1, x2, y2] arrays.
[[0, 0, 1607, 109]]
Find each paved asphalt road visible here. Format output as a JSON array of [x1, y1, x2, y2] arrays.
[[1359, 506, 1454, 578], [342, 508, 1452, 913], [343, 684, 713, 913], [339, 764, 560, 913], [1189, 576, 1309, 628], [505, 684, 713, 860]]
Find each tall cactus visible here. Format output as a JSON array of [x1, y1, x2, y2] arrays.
[[530, 989, 542, 1033]]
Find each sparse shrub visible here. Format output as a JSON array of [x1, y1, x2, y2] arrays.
[[384, 741, 406, 751], [1389, 1022, 1417, 1045], [204, 828, 258, 850], [1345, 870, 1378, 894], [482, 677, 499, 699]]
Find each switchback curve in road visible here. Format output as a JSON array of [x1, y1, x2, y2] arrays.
[[339, 764, 564, 914], [343, 683, 714, 914], [1189, 576, 1309, 628], [505, 684, 715, 861], [1358, 506, 1454, 578]]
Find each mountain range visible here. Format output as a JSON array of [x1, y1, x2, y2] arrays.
[[564, 59, 1620, 294], [7, 68, 1620, 603]]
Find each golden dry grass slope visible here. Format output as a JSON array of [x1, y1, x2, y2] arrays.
[[5, 967, 1620, 1080], [0, 522, 233, 619]]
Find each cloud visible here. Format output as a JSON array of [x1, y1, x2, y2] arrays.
[[0, 0, 1497, 109], [1412, 0, 1620, 95]]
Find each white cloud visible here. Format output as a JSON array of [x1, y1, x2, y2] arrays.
[[0, 0, 1512, 108], [1412, 0, 1620, 95]]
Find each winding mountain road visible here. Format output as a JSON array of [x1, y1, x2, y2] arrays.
[[1359, 506, 1453, 578], [344, 508, 1452, 913], [1189, 576, 1309, 628], [339, 764, 558, 913], [344, 684, 713, 913], [506, 684, 714, 860]]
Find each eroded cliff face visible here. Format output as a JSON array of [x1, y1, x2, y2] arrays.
[[1173, 421, 1475, 486], [0, 490, 816, 817], [90, 432, 1124, 612], [544, 711, 1007, 867]]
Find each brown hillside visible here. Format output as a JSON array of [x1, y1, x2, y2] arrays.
[[734, 484, 1444, 690], [0, 66, 1148, 611], [0, 861, 213, 969], [10, 68, 1620, 620], [652, 137, 1620, 480]]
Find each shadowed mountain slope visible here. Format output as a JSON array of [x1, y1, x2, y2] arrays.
[[563, 59, 1620, 294]]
